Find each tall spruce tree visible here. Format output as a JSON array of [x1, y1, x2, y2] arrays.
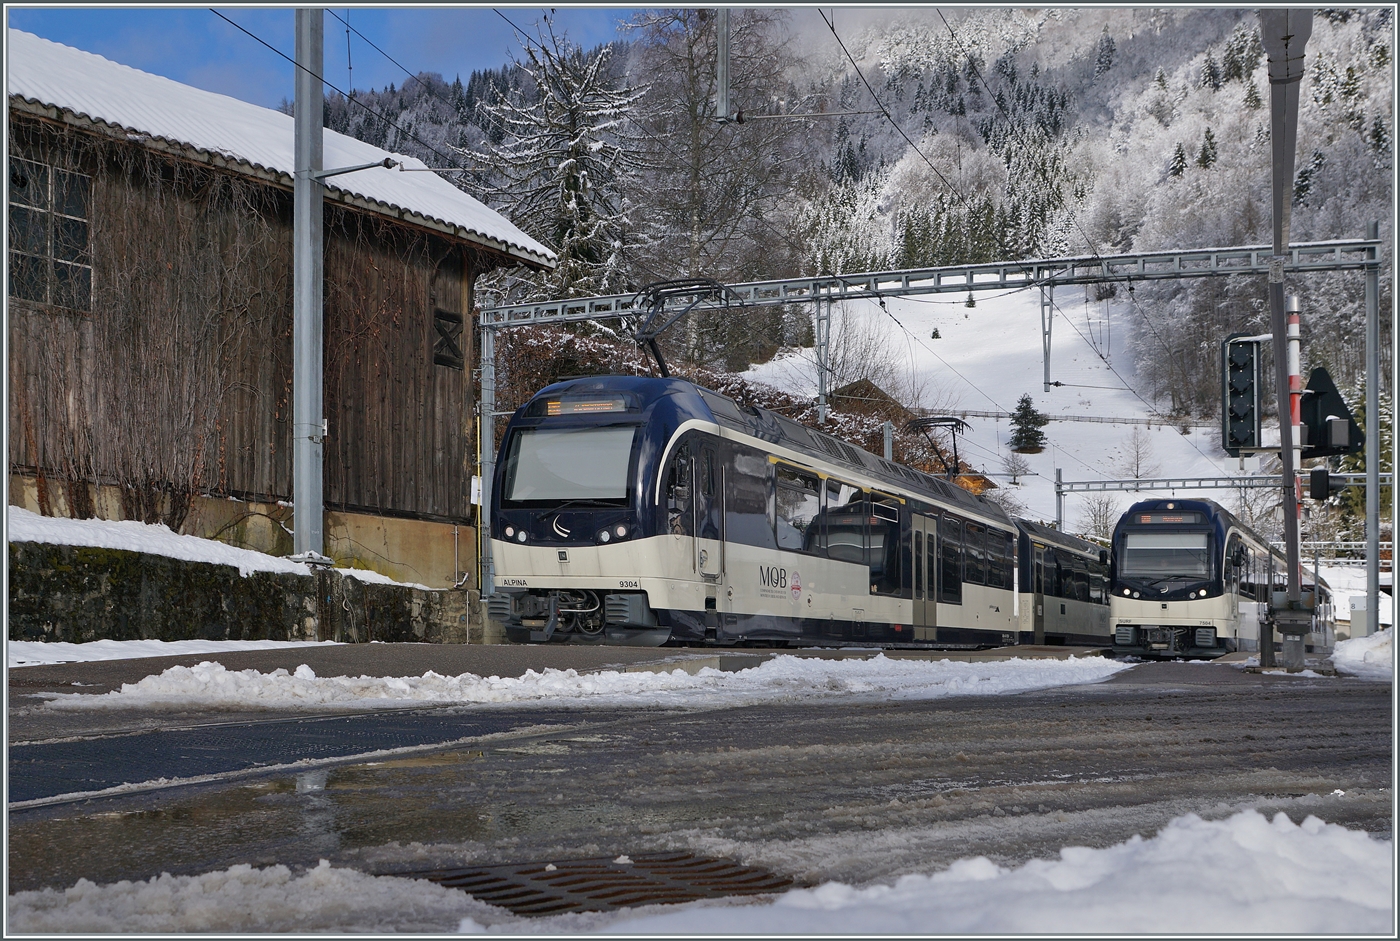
[[471, 26, 644, 300], [1009, 394, 1049, 453]]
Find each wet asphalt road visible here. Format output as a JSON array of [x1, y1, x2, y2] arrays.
[[6, 647, 1393, 896]]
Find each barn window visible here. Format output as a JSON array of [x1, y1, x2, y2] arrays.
[[432, 308, 464, 369], [8, 156, 91, 311]]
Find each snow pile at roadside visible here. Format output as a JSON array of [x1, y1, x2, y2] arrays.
[[1331, 628, 1393, 682], [8, 810, 1390, 935], [7, 506, 309, 578], [36, 654, 1131, 711], [5, 859, 500, 935], [8, 639, 342, 668], [600, 810, 1392, 936]]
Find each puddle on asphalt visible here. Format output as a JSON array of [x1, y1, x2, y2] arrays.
[[7, 748, 502, 892]]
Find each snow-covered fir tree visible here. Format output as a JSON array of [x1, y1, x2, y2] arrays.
[[469, 26, 645, 301]]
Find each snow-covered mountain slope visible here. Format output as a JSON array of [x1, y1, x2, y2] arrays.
[[742, 285, 1246, 531]]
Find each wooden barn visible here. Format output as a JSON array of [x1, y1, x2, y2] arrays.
[[6, 29, 555, 593]]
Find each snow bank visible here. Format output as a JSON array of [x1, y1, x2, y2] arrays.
[[7, 506, 310, 578], [604, 810, 1393, 936], [8, 811, 1390, 935], [35, 654, 1132, 711], [1332, 628, 1393, 682], [7, 506, 432, 587], [8, 639, 342, 669], [338, 567, 434, 591], [5, 859, 498, 935]]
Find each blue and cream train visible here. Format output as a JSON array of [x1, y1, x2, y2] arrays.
[[1108, 498, 1335, 658], [486, 375, 1111, 648]]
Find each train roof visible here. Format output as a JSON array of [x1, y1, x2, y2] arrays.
[[1114, 497, 1330, 589], [531, 375, 1012, 526], [1118, 497, 1246, 534], [1016, 518, 1108, 556]]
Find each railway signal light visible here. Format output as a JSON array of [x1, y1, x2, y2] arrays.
[[1309, 467, 1350, 501], [1221, 334, 1261, 456], [1299, 366, 1364, 459]]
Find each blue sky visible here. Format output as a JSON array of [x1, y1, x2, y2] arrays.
[[6, 7, 637, 109]]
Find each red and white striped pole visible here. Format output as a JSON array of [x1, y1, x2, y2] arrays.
[[1286, 295, 1304, 529]]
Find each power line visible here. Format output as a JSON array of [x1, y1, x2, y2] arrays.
[[209, 9, 471, 179], [819, 9, 984, 221]]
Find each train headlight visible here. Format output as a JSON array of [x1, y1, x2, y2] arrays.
[[1188, 590, 1196, 599], [504, 526, 515, 539], [1122, 588, 1131, 596], [614, 524, 628, 538], [598, 530, 611, 543], [516, 530, 528, 543], [1132, 591, 1140, 598]]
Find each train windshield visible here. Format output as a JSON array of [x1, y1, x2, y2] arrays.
[[1118, 532, 1211, 578], [503, 425, 636, 504]]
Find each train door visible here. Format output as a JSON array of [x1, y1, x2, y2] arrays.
[[1033, 546, 1046, 645], [913, 514, 938, 640], [696, 445, 722, 581]]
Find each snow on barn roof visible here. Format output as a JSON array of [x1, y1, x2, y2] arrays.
[[5, 29, 555, 269]]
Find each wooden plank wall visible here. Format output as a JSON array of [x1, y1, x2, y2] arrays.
[[8, 115, 490, 525]]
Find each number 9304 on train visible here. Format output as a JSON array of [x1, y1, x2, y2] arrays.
[[485, 375, 1112, 649]]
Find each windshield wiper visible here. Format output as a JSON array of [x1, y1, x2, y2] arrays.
[[544, 498, 623, 511]]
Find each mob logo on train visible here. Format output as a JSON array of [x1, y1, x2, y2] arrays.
[[759, 565, 801, 600]]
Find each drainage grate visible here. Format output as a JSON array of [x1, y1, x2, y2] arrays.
[[394, 851, 797, 916]]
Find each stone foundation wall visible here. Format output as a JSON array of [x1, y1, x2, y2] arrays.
[[7, 541, 482, 645]]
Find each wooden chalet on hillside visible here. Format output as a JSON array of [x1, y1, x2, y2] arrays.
[[5, 29, 555, 589]]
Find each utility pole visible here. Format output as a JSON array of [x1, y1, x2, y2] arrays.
[[292, 7, 330, 564], [1364, 221, 1380, 637], [716, 7, 731, 123], [1259, 9, 1313, 670]]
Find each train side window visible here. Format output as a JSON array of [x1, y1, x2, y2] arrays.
[[775, 465, 822, 552], [869, 495, 902, 596], [984, 529, 1003, 589], [1225, 535, 1244, 595], [1090, 567, 1108, 605], [939, 514, 963, 604], [986, 530, 1013, 590], [1056, 550, 1072, 599], [964, 522, 986, 585], [723, 445, 776, 550], [824, 482, 867, 563], [664, 441, 694, 536]]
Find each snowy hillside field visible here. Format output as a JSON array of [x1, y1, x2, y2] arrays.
[[743, 286, 1239, 528]]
